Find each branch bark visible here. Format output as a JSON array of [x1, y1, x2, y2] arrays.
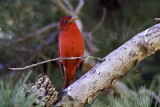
[[54, 23, 160, 106]]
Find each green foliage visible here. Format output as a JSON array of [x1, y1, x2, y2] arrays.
[[88, 76, 160, 107], [0, 71, 42, 107], [107, 88, 153, 107], [89, 85, 160, 107]]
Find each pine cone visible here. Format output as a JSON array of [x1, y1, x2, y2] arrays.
[[30, 74, 58, 107]]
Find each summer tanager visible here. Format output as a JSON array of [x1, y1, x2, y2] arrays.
[[58, 16, 84, 89]]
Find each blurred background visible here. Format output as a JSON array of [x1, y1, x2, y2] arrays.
[[0, 0, 160, 106]]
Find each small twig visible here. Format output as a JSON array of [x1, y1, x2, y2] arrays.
[[9, 56, 105, 70]]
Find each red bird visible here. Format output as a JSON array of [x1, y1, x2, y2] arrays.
[[58, 16, 84, 89]]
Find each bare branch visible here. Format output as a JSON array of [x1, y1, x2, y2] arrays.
[[55, 0, 74, 15], [9, 56, 104, 70], [63, 0, 73, 11], [55, 23, 160, 106], [75, 0, 84, 15], [55, 0, 84, 16]]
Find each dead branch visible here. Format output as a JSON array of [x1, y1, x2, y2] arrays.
[[54, 23, 160, 106], [9, 56, 104, 70]]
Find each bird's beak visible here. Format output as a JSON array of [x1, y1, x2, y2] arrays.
[[70, 16, 78, 23]]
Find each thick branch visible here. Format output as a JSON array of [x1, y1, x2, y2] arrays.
[[55, 23, 160, 106]]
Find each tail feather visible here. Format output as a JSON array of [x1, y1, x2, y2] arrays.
[[63, 65, 76, 89], [63, 76, 75, 89]]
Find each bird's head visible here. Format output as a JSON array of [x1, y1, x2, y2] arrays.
[[60, 16, 78, 31]]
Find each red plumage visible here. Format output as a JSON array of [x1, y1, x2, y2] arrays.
[[58, 16, 84, 89]]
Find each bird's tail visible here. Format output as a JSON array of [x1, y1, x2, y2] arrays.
[[63, 65, 76, 89]]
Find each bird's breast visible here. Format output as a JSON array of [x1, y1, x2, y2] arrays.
[[59, 30, 84, 65], [59, 32, 84, 56]]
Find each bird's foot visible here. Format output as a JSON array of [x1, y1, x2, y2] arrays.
[[58, 88, 64, 100]]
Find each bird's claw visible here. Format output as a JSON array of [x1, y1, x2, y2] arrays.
[[58, 88, 64, 100]]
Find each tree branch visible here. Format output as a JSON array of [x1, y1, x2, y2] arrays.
[[9, 56, 104, 70], [54, 23, 160, 106], [55, 0, 74, 15], [75, 0, 84, 15], [62, 0, 73, 11], [55, 0, 84, 16]]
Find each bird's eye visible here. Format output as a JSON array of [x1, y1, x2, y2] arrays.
[[64, 20, 68, 23]]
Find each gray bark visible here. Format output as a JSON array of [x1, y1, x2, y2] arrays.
[[55, 23, 160, 107]]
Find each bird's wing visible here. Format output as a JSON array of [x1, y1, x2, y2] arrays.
[[58, 45, 65, 79]]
